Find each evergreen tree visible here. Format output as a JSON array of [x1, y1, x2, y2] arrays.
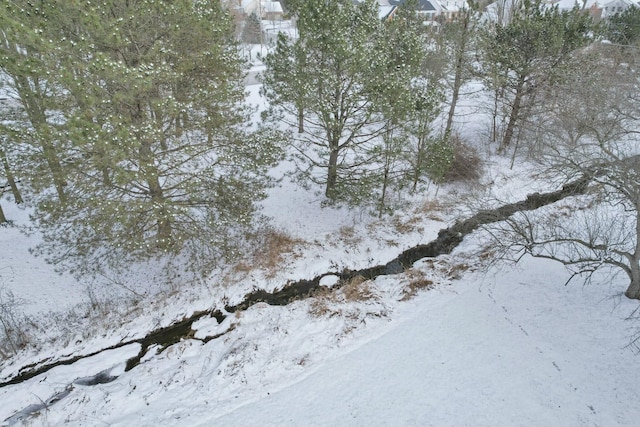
[[481, 0, 595, 153], [263, 0, 437, 207], [439, 1, 481, 142], [3, 1, 280, 278], [262, 0, 387, 201], [0, 3, 69, 202], [367, 1, 434, 213], [403, 81, 446, 191], [0, 132, 23, 206], [607, 6, 640, 46], [242, 13, 263, 44]]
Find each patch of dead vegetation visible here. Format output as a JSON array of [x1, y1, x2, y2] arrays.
[[308, 275, 381, 318], [421, 258, 474, 281], [337, 225, 363, 248], [391, 214, 425, 234], [416, 199, 450, 222], [399, 269, 435, 301], [398, 256, 480, 302], [443, 133, 483, 184], [233, 229, 308, 278], [342, 275, 375, 301]]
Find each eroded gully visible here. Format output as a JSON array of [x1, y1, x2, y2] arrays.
[[0, 177, 589, 424]]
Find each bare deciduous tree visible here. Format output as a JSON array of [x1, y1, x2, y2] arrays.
[[486, 46, 640, 300]]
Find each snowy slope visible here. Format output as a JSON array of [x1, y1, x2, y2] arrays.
[[1, 54, 639, 427], [210, 255, 640, 427], [2, 245, 639, 426]]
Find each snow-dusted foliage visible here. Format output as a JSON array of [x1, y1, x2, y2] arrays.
[[262, 0, 445, 207], [1, 1, 282, 278], [479, 0, 595, 153], [1, 1, 640, 425]]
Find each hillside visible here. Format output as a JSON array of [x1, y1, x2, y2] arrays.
[[1, 25, 640, 425]]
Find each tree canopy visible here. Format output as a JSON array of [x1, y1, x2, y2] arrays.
[[1, 0, 281, 278]]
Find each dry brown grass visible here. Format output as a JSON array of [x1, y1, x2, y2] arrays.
[[447, 262, 471, 280], [423, 257, 474, 280], [308, 295, 335, 318], [416, 199, 450, 222], [233, 229, 307, 278], [308, 275, 377, 318], [341, 275, 375, 302], [392, 214, 426, 234], [337, 225, 363, 248], [399, 269, 435, 301]]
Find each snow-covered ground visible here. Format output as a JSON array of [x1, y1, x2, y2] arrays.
[[210, 255, 640, 427], [1, 51, 639, 426], [2, 230, 639, 426]]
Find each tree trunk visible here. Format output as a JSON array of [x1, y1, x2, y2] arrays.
[[13, 75, 67, 202], [139, 134, 172, 249], [626, 279, 640, 300], [0, 203, 7, 223], [491, 87, 500, 143], [297, 105, 304, 133], [379, 126, 393, 218], [628, 214, 640, 300], [412, 125, 429, 193], [379, 165, 389, 218], [444, 14, 470, 140], [326, 148, 339, 199], [0, 147, 23, 204], [500, 77, 525, 153], [42, 139, 67, 203], [148, 179, 172, 249]]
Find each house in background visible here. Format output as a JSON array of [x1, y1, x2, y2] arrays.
[[389, 0, 439, 20], [379, 3, 397, 20], [438, 0, 469, 21], [545, 0, 639, 20], [223, 0, 284, 20], [601, 0, 639, 17], [484, 0, 611, 22], [263, 1, 284, 21], [551, 0, 603, 19], [387, 0, 469, 22]]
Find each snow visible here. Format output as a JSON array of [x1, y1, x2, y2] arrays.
[[1, 50, 639, 427], [0, 344, 140, 426], [3, 243, 639, 426], [209, 256, 640, 427], [0, 203, 88, 317]]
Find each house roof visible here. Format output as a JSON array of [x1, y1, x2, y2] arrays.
[[379, 4, 397, 19], [389, 0, 437, 12], [262, 1, 283, 14], [551, 0, 600, 10]]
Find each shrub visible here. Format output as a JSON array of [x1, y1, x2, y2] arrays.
[[443, 134, 483, 183], [0, 286, 31, 358]]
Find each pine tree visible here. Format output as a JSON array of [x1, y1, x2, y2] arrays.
[[439, 1, 481, 143], [4, 1, 281, 278], [368, 0, 433, 213], [0, 3, 69, 202], [262, 0, 387, 201], [481, 0, 595, 153], [242, 13, 263, 44], [403, 81, 446, 192], [607, 6, 640, 46]]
